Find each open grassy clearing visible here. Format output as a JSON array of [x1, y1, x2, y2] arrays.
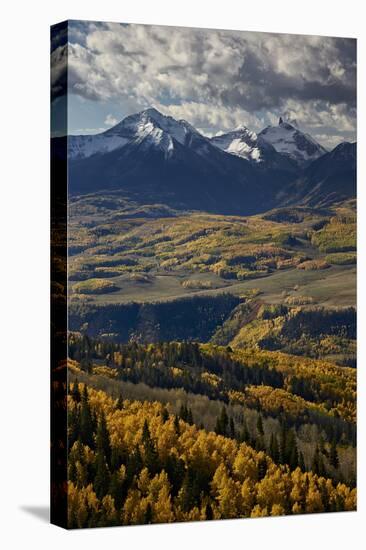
[[69, 264, 355, 307]]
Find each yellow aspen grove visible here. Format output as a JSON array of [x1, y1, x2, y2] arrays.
[[65, 385, 356, 527]]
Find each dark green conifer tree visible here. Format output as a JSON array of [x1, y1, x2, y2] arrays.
[[329, 439, 339, 469], [239, 420, 250, 443], [144, 503, 153, 524], [187, 407, 194, 425], [258, 456, 268, 481], [179, 404, 188, 422], [311, 446, 326, 477], [116, 394, 124, 410], [70, 380, 81, 403], [161, 407, 169, 423], [174, 415, 180, 435], [279, 422, 287, 465], [179, 467, 200, 512], [215, 406, 229, 436], [68, 450, 77, 484], [229, 417, 235, 439], [96, 411, 111, 466], [257, 414, 264, 437], [94, 449, 110, 500], [269, 433, 279, 463], [205, 503, 214, 520], [109, 471, 124, 509], [126, 445, 143, 484], [142, 420, 159, 475], [67, 406, 79, 447], [287, 429, 299, 470], [298, 451, 306, 471]]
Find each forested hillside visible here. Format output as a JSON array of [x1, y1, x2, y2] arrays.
[[67, 383, 356, 528], [212, 303, 356, 367], [67, 336, 356, 501]]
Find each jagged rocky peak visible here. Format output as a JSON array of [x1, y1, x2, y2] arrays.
[[259, 116, 326, 166], [278, 115, 299, 129]]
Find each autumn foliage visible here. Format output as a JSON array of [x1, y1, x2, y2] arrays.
[[67, 384, 356, 528]]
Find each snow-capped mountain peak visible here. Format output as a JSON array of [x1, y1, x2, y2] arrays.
[[68, 108, 202, 160], [258, 117, 326, 166]]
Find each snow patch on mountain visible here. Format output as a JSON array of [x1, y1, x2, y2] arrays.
[[68, 134, 128, 160], [211, 127, 262, 162], [138, 124, 174, 157]]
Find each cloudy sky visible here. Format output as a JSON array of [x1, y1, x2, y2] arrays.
[[51, 20, 356, 149]]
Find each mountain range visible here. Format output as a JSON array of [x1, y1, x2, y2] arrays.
[[63, 107, 356, 215]]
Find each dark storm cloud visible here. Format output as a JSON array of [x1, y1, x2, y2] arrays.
[[220, 37, 356, 113]]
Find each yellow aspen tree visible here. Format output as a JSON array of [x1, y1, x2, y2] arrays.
[[185, 507, 202, 522], [154, 484, 175, 523], [101, 495, 117, 524], [233, 448, 258, 481], [155, 419, 179, 461], [67, 482, 80, 527], [256, 469, 287, 510], [123, 488, 145, 525], [84, 484, 100, 525], [305, 479, 323, 513], [345, 488, 357, 511], [290, 468, 306, 511], [148, 470, 171, 503], [292, 502, 302, 514], [212, 463, 242, 519], [271, 503, 285, 516], [68, 483, 100, 528], [137, 467, 151, 495], [336, 483, 357, 511], [241, 478, 256, 516], [250, 504, 268, 518], [75, 460, 88, 488]]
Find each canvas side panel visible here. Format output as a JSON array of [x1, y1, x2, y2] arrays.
[[50, 20, 68, 529]]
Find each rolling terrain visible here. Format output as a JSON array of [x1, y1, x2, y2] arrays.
[[61, 108, 357, 527]]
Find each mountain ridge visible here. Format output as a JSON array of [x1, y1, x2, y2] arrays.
[[59, 107, 355, 215]]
